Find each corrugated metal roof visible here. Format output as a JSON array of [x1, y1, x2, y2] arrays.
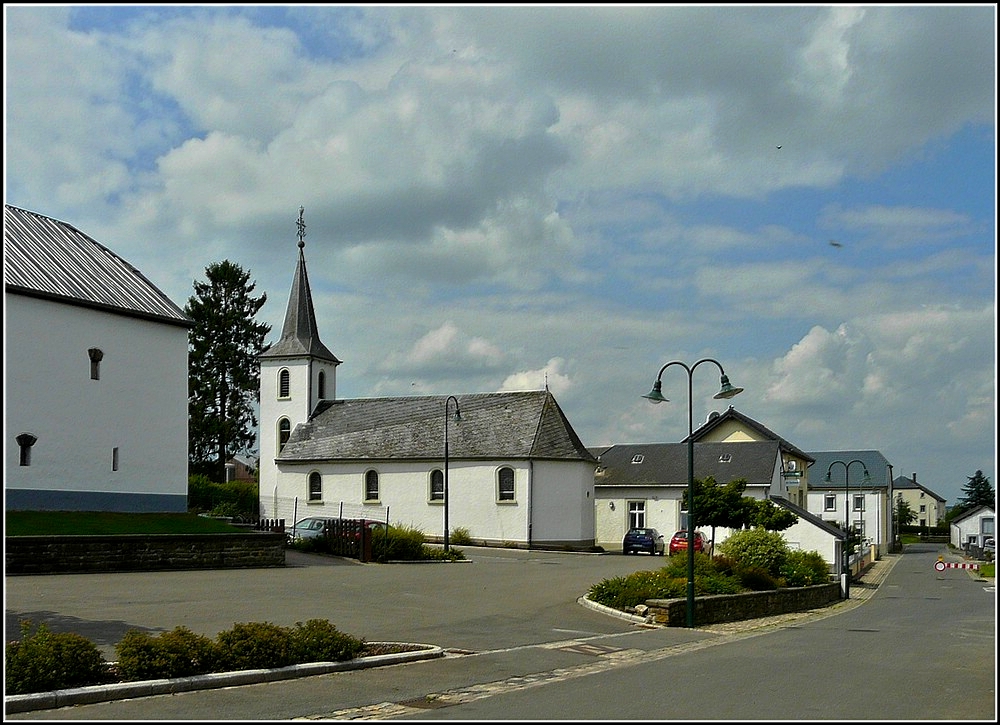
[[4, 204, 191, 327], [277, 390, 596, 463]]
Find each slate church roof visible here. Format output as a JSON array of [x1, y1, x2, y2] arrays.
[[278, 390, 597, 464], [4, 204, 191, 327]]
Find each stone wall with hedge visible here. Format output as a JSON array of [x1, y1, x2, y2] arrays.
[[643, 582, 842, 626], [5, 533, 286, 574]]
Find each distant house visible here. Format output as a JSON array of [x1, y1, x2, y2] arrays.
[[4, 205, 192, 512], [257, 223, 596, 549], [949, 505, 995, 550], [892, 472, 947, 528], [225, 455, 258, 483], [806, 450, 894, 555]]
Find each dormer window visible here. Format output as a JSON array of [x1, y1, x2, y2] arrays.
[[719, 453, 732, 463], [631, 455, 644, 464]]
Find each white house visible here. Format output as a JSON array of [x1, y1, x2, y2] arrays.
[[257, 219, 597, 549], [806, 450, 894, 555], [4, 205, 192, 512], [950, 505, 995, 550], [593, 437, 846, 574]]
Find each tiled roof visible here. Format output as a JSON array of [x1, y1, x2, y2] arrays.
[[891, 474, 947, 502], [807, 450, 894, 489], [277, 390, 596, 463], [592, 440, 780, 487], [3, 204, 191, 327]]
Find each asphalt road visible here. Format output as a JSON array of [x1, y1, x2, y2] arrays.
[[5, 543, 995, 720]]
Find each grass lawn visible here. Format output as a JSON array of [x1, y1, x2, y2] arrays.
[[4, 511, 245, 536]]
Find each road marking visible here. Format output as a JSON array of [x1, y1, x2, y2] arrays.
[[297, 629, 776, 720]]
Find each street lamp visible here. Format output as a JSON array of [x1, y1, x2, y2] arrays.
[[825, 459, 871, 597], [443, 395, 462, 552], [643, 359, 743, 627]]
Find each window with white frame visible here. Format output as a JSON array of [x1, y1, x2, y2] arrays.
[[627, 500, 646, 529], [364, 470, 380, 501], [824, 494, 836, 511], [853, 494, 864, 511], [430, 469, 444, 502], [308, 472, 322, 501], [497, 467, 515, 502]]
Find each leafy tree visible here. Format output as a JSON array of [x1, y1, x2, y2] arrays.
[[958, 470, 995, 512], [747, 499, 798, 532], [895, 496, 917, 527], [186, 261, 271, 481], [685, 476, 748, 547]]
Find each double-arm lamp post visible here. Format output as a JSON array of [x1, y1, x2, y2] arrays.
[[643, 359, 743, 628], [824, 459, 870, 597], [443, 395, 462, 552]]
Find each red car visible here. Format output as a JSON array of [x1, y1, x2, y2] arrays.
[[668, 530, 708, 555]]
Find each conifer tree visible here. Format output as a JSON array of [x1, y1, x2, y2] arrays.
[[186, 261, 271, 481], [958, 470, 995, 511]]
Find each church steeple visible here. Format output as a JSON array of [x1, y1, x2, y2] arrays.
[[260, 207, 340, 364]]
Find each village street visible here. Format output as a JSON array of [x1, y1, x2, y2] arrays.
[[5, 543, 995, 720]]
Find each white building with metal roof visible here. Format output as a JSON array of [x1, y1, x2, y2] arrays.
[[4, 205, 192, 512], [258, 216, 597, 549]]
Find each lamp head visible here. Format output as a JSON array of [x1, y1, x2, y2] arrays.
[[642, 379, 668, 404], [862, 468, 871, 485], [713, 374, 744, 400]]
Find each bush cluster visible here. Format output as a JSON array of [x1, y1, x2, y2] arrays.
[[288, 522, 466, 562], [5, 621, 115, 695], [187, 474, 258, 521], [589, 533, 831, 612], [6, 618, 367, 695]]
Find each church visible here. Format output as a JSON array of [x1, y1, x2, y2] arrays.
[[257, 211, 598, 549]]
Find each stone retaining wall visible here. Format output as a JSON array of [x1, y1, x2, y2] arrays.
[[5, 533, 286, 574], [644, 582, 842, 626]]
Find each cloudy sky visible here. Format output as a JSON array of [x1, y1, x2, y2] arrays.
[[4, 5, 995, 506]]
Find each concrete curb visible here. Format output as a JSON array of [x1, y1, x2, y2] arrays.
[[4, 644, 444, 714]]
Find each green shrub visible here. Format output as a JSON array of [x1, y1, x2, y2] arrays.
[[290, 619, 366, 662], [450, 526, 473, 545], [216, 622, 296, 670], [588, 570, 686, 609], [114, 627, 221, 681], [5, 621, 113, 695], [372, 524, 430, 562], [780, 550, 831, 587], [718, 527, 790, 577], [737, 565, 780, 591], [187, 475, 258, 521]]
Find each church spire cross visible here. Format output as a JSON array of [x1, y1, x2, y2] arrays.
[[297, 206, 306, 249]]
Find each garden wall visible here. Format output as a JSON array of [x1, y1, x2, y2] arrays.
[[5, 533, 286, 574], [643, 582, 842, 626]]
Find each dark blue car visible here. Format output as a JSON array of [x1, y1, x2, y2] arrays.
[[622, 527, 665, 555]]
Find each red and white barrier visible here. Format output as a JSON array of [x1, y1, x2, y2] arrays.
[[934, 559, 979, 572]]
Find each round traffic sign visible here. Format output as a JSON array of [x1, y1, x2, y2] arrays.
[[934, 560, 946, 572]]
